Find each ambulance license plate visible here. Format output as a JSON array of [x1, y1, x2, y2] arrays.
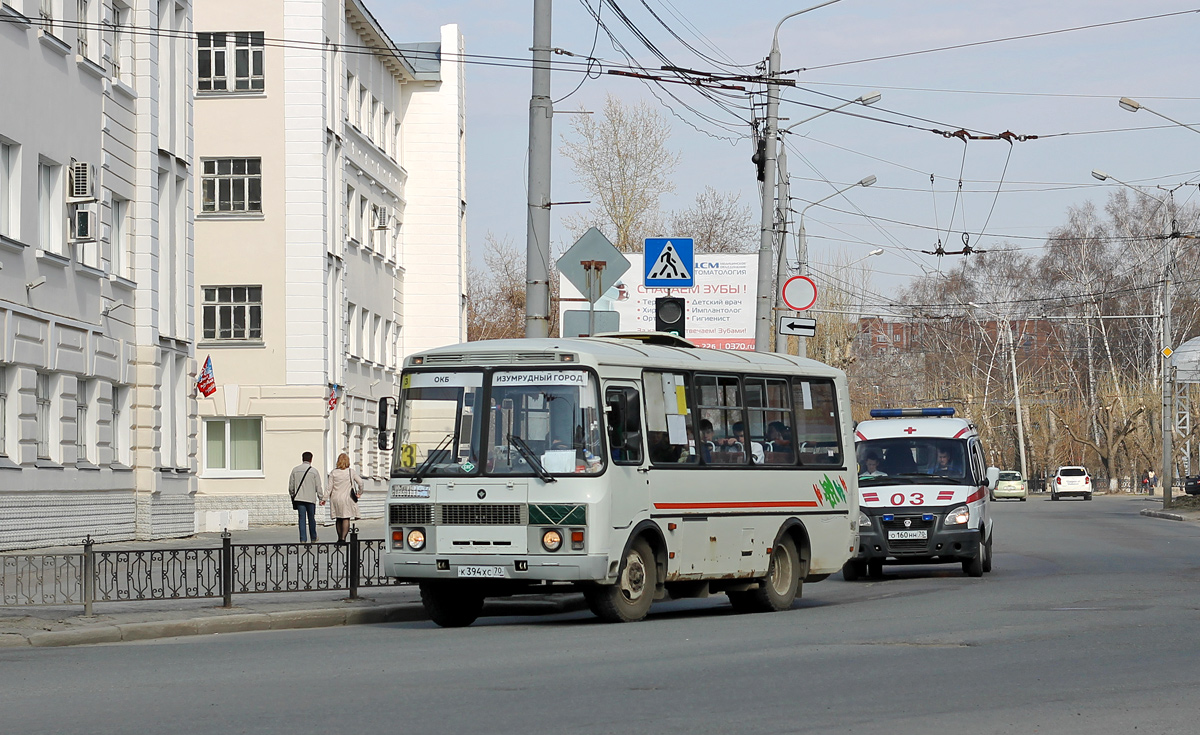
[[887, 530, 928, 540], [457, 565, 507, 579]]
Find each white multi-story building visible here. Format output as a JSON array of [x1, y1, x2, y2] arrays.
[[192, 0, 465, 525], [0, 0, 195, 549]]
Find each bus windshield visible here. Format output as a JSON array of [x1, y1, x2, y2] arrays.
[[856, 438, 970, 485], [487, 370, 604, 476], [393, 372, 484, 477], [392, 369, 604, 478]]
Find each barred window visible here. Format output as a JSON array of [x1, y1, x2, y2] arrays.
[[198, 31, 264, 92], [75, 378, 89, 463], [0, 366, 8, 457], [202, 286, 263, 341], [201, 158, 262, 213], [36, 373, 52, 459]]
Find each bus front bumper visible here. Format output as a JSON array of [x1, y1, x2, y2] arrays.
[[384, 552, 611, 583]]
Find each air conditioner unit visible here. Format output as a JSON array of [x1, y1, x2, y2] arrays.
[[68, 161, 96, 202], [372, 206, 389, 230], [70, 207, 96, 242]]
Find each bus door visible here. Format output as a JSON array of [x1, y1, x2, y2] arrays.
[[604, 383, 649, 529]]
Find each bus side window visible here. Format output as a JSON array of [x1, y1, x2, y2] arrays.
[[793, 378, 844, 467], [643, 371, 698, 465], [605, 386, 644, 465]]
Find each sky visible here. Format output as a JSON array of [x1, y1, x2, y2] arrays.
[[374, 1, 1200, 309]]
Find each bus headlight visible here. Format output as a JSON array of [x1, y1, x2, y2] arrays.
[[945, 505, 970, 526], [541, 529, 563, 552], [407, 528, 426, 550], [858, 511, 872, 528]]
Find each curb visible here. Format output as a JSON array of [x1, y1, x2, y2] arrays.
[[1140, 509, 1185, 522], [11, 603, 425, 648]]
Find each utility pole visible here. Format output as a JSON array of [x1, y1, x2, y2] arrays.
[[1006, 317, 1028, 480], [524, 0, 552, 338], [753, 45, 781, 352], [1162, 228, 1175, 510]]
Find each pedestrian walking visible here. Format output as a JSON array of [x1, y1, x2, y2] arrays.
[[1148, 469, 1158, 497], [326, 452, 365, 544], [287, 451, 325, 543], [1140, 470, 1150, 495]]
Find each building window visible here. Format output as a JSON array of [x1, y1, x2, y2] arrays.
[[36, 373, 52, 459], [75, 378, 89, 463], [38, 161, 63, 252], [0, 366, 7, 457], [0, 141, 13, 238], [111, 2, 131, 82], [198, 32, 264, 92], [204, 417, 263, 474], [76, 0, 92, 59], [201, 158, 262, 213], [110, 197, 129, 277], [111, 384, 126, 464], [39, 0, 57, 36], [202, 286, 263, 341]]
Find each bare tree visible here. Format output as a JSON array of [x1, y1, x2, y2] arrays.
[[467, 233, 526, 341], [668, 187, 757, 254], [560, 94, 679, 252]]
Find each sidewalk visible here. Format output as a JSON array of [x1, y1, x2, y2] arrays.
[[0, 523, 584, 648]]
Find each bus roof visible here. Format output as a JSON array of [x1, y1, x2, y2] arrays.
[[855, 416, 976, 441], [405, 336, 844, 378]]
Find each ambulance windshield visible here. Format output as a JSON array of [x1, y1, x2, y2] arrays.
[[856, 439, 969, 485]]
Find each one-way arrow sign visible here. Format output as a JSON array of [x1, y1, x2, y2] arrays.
[[778, 316, 817, 337]]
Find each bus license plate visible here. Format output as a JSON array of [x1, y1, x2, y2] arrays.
[[887, 530, 928, 540], [457, 565, 507, 579]]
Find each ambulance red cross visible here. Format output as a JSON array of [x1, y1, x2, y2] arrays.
[[845, 407, 998, 580]]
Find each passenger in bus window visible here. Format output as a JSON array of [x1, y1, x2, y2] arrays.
[[699, 418, 715, 463], [731, 422, 765, 465], [767, 421, 792, 452]]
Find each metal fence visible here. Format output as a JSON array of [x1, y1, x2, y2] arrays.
[[0, 528, 399, 614]]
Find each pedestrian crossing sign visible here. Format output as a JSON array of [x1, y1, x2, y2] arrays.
[[644, 238, 694, 288]]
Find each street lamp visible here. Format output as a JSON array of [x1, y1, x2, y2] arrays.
[[755, 0, 845, 352], [775, 175, 876, 355], [967, 302, 1028, 481], [780, 91, 882, 135], [845, 248, 885, 268], [1119, 97, 1200, 137]]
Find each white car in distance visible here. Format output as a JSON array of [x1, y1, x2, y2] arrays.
[[1052, 466, 1091, 501]]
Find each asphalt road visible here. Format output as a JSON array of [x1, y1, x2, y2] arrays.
[[5, 495, 1200, 735]]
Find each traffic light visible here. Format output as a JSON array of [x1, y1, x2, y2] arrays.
[[752, 138, 767, 181], [655, 297, 685, 337]]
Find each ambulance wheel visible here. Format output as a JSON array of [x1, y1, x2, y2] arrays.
[[963, 544, 984, 578], [867, 559, 884, 579], [585, 538, 656, 623], [1085, 493, 1093, 501], [982, 532, 993, 574], [1051, 491, 1059, 501], [841, 559, 867, 582]]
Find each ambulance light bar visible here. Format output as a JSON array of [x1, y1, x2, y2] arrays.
[[869, 407, 956, 418]]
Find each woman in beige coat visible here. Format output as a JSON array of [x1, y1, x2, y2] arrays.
[[326, 452, 365, 544]]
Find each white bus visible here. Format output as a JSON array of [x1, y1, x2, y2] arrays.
[[378, 334, 857, 627]]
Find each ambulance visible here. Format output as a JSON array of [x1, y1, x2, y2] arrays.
[[845, 408, 998, 580]]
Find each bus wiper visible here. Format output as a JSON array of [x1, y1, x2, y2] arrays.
[[411, 433, 454, 483], [508, 433, 557, 483]]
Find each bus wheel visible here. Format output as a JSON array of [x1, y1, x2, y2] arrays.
[[841, 559, 867, 582], [585, 538, 656, 623], [420, 582, 485, 628], [754, 535, 801, 611]]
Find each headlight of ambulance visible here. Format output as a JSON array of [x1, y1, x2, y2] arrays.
[[541, 529, 563, 552], [945, 505, 970, 526], [407, 528, 426, 551], [857, 511, 872, 528]]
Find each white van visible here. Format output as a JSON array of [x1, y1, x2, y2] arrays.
[[846, 408, 998, 579]]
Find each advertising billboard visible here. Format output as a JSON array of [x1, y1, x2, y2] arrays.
[[558, 253, 756, 350]]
